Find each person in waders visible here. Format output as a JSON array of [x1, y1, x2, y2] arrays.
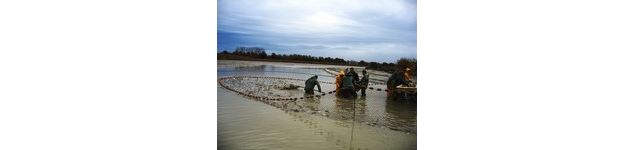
[[387, 67, 414, 97], [304, 75, 321, 94], [340, 71, 356, 98], [349, 67, 360, 84], [359, 69, 370, 96]]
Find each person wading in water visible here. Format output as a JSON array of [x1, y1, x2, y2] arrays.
[[359, 69, 370, 96], [304, 75, 322, 94]]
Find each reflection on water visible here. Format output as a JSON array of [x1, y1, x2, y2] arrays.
[[385, 97, 417, 132], [218, 60, 416, 150], [301, 93, 322, 112], [332, 97, 367, 121]]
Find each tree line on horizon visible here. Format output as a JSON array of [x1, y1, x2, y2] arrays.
[[219, 47, 416, 74]]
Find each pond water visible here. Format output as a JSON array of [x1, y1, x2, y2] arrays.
[[218, 60, 417, 150]]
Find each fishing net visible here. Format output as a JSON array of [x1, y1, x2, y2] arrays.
[[218, 75, 417, 134]]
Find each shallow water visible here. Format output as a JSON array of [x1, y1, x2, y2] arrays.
[[218, 60, 416, 150]]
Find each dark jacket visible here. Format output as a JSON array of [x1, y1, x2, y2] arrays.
[[359, 73, 369, 88], [304, 76, 321, 92], [387, 71, 410, 89], [341, 75, 354, 90], [350, 71, 360, 83]]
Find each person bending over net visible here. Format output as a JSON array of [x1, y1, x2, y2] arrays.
[[340, 71, 357, 98], [304, 75, 322, 94], [387, 67, 414, 97]]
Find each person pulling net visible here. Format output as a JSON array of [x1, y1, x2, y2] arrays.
[[387, 67, 416, 100], [304, 75, 322, 94]]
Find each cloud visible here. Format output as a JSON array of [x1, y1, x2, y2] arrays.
[[218, 0, 416, 62]]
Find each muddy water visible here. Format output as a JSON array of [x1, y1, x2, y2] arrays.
[[218, 60, 416, 150]]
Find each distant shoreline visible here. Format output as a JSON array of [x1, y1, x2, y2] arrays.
[[217, 52, 416, 75], [218, 53, 363, 67]]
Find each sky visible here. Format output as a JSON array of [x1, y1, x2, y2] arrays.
[[218, 0, 416, 63]]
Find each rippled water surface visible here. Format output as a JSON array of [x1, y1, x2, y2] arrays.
[[218, 60, 416, 150]]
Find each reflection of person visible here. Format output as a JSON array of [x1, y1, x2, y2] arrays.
[[359, 69, 370, 96], [302, 93, 321, 111], [334, 96, 367, 120], [304, 75, 321, 94]]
